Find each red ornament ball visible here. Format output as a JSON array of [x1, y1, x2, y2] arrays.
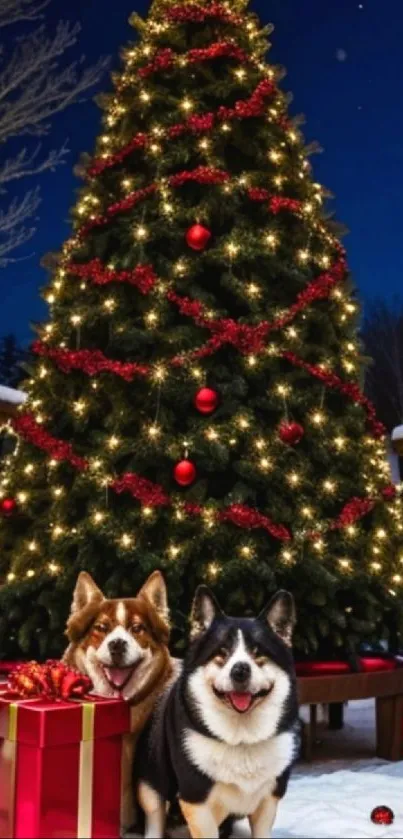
[[0, 497, 17, 516], [278, 421, 305, 446], [371, 807, 394, 826], [186, 223, 212, 251], [174, 460, 197, 487], [194, 387, 219, 415]]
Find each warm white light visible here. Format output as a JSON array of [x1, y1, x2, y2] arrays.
[[148, 425, 160, 439], [226, 242, 239, 257], [169, 545, 180, 558], [73, 400, 87, 416], [266, 233, 278, 249], [323, 480, 336, 493], [108, 436, 120, 450], [181, 97, 193, 112], [312, 411, 326, 426], [121, 534, 133, 549]]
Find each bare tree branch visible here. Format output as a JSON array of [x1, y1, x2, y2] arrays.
[[0, 0, 50, 29], [0, 1, 109, 266], [0, 142, 69, 188], [363, 298, 403, 430]]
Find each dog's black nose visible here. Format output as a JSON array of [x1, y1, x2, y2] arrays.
[[108, 638, 127, 658], [230, 661, 252, 685]]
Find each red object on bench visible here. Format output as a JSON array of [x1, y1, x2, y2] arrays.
[[295, 656, 400, 677]]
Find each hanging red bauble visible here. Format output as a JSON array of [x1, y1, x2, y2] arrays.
[[371, 807, 394, 826], [278, 421, 305, 446], [194, 387, 219, 415], [0, 497, 17, 516], [174, 460, 197, 487], [186, 224, 212, 251]]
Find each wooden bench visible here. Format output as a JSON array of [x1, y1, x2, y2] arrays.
[[298, 666, 403, 761]]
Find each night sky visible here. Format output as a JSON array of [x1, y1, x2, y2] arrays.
[[2, 0, 403, 342]]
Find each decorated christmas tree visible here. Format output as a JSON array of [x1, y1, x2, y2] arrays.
[[0, 0, 402, 661]]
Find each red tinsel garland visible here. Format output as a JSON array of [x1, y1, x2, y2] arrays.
[[66, 259, 157, 294], [329, 497, 377, 531], [169, 166, 230, 187], [138, 41, 250, 80], [79, 184, 157, 237], [79, 168, 229, 236], [218, 504, 292, 541], [282, 351, 386, 438], [248, 188, 303, 215], [111, 473, 171, 507], [32, 343, 150, 381], [166, 3, 242, 25], [168, 257, 347, 361], [88, 80, 275, 177], [8, 660, 92, 700], [12, 414, 88, 470]]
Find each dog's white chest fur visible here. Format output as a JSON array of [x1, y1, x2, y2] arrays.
[[184, 729, 294, 815]]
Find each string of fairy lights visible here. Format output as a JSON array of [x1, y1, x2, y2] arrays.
[[1, 0, 403, 594]]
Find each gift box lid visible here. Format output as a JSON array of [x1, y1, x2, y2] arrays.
[[0, 692, 131, 747]]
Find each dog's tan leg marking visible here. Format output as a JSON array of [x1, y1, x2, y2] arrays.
[[138, 781, 166, 839], [179, 797, 227, 839], [249, 794, 279, 839]]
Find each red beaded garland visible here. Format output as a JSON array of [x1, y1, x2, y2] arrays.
[[186, 224, 212, 251], [370, 806, 394, 826], [278, 421, 305, 446], [174, 460, 197, 487], [0, 497, 17, 516], [194, 387, 219, 415]]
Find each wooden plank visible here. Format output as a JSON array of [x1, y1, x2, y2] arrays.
[[376, 695, 403, 761], [297, 668, 403, 705]]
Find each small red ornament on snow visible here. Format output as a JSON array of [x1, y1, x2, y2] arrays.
[[278, 421, 305, 446], [370, 806, 394, 826], [186, 223, 211, 251], [0, 497, 17, 516], [194, 387, 219, 415], [174, 460, 197, 487]]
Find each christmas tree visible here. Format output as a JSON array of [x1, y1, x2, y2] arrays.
[[1, 0, 402, 661]]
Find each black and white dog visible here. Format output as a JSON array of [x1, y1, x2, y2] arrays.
[[135, 587, 300, 839]]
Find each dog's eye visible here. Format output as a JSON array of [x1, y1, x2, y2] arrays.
[[131, 623, 145, 635], [93, 623, 108, 634], [253, 647, 269, 666], [214, 648, 228, 665]]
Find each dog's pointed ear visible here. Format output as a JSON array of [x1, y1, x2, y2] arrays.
[[65, 572, 104, 642], [138, 571, 169, 622], [259, 591, 296, 647], [190, 586, 223, 640], [71, 572, 104, 614]]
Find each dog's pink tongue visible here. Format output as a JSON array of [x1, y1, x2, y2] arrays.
[[104, 667, 130, 688], [229, 692, 253, 712]]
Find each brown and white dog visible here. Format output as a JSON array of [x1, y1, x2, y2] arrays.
[[63, 569, 176, 830]]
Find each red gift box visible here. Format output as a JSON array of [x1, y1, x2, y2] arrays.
[[0, 690, 131, 839]]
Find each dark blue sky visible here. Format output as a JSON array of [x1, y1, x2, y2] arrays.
[[2, 0, 403, 342]]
